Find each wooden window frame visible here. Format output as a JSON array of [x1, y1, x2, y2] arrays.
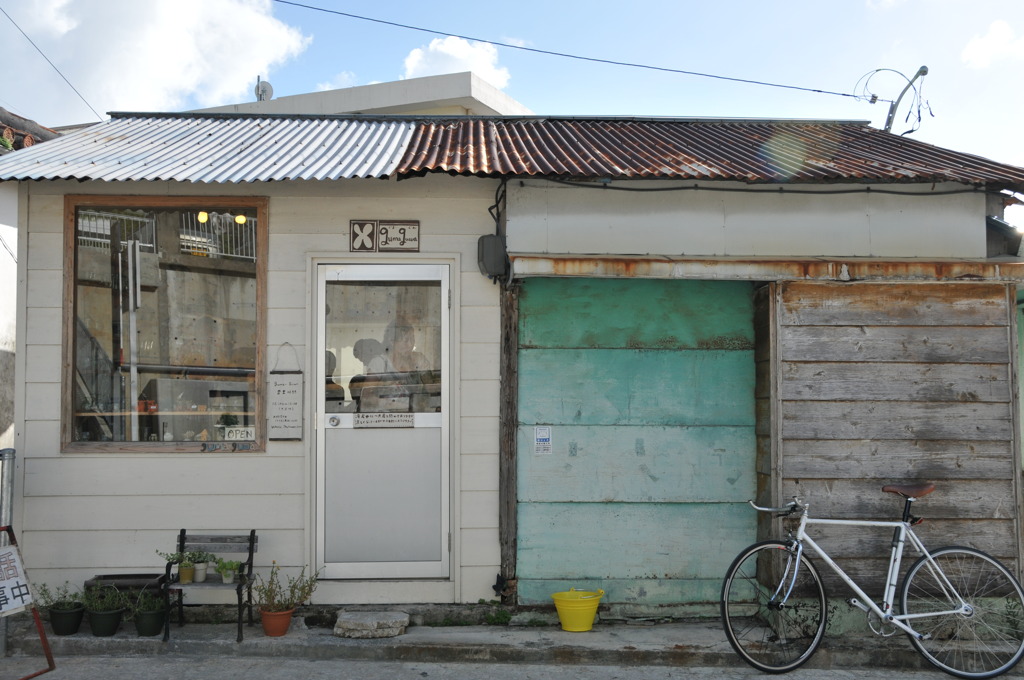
[[62, 195, 268, 453]]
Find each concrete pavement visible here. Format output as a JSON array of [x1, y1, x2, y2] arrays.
[[6, 611, 996, 677]]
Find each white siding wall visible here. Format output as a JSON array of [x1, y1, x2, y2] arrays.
[[0, 183, 17, 450], [507, 180, 987, 257], [14, 176, 502, 604]]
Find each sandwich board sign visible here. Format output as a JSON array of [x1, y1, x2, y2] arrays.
[[1, 525, 55, 678]]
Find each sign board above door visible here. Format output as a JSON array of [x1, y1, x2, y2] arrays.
[[350, 220, 420, 252]]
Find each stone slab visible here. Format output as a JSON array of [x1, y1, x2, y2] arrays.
[[334, 611, 409, 638]]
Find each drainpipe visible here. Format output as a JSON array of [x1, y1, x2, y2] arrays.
[[0, 448, 13, 530], [0, 447, 14, 657]]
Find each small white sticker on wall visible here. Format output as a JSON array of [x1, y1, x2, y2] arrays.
[[534, 426, 552, 455]]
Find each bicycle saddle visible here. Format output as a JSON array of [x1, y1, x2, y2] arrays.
[[881, 482, 935, 499]]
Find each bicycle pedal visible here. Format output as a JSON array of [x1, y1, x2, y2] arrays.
[[847, 598, 869, 613]]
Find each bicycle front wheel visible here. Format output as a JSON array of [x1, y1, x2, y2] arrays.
[[721, 540, 828, 673], [900, 546, 1024, 679]]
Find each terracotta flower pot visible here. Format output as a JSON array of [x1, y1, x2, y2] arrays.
[[259, 608, 294, 637]]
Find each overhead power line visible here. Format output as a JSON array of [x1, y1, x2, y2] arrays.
[[274, 0, 861, 101], [0, 4, 103, 122]]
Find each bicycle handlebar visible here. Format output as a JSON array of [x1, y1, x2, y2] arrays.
[[749, 498, 806, 516]]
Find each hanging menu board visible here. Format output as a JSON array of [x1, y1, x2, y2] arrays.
[[268, 371, 303, 440]]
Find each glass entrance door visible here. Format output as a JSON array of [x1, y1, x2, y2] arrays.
[[315, 263, 450, 579]]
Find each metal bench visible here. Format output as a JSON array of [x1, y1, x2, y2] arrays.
[[161, 529, 257, 642]]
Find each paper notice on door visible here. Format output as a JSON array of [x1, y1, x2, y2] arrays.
[[355, 412, 415, 428], [534, 426, 552, 455]]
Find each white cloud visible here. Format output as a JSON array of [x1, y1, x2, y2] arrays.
[[0, 0, 310, 126], [316, 72, 358, 92], [962, 19, 1024, 68], [402, 36, 510, 89]]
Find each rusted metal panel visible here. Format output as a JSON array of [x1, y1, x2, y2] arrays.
[[398, 118, 1024, 188], [510, 255, 1024, 282]]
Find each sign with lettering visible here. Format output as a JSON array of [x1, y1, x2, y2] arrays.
[[354, 412, 415, 428], [268, 371, 303, 440], [0, 544, 33, 617], [350, 220, 420, 252]]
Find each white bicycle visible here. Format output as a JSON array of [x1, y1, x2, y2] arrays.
[[720, 483, 1024, 678]]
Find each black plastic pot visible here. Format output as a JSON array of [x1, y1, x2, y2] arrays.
[[134, 608, 167, 637], [48, 604, 85, 635], [87, 608, 124, 637]]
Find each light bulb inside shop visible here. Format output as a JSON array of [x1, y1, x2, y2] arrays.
[[197, 211, 209, 223], [235, 214, 247, 224]]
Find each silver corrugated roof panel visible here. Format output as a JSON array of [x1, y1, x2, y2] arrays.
[[0, 113, 416, 182]]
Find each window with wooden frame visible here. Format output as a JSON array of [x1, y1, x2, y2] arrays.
[[64, 196, 267, 451]]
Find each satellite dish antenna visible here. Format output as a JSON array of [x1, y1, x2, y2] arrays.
[[255, 77, 274, 102]]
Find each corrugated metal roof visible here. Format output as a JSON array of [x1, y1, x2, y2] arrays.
[[0, 113, 416, 182], [399, 118, 1024, 189], [1, 112, 1022, 190]]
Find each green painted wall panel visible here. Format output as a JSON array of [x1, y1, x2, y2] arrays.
[[517, 502, 755, 580], [517, 578, 723, 607], [516, 425, 755, 503], [518, 348, 755, 426], [519, 278, 754, 350], [515, 278, 756, 607]]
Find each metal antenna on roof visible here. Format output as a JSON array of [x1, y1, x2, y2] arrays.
[[884, 66, 927, 133], [255, 76, 274, 102]]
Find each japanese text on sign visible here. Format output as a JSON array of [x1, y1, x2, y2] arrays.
[[268, 372, 303, 440], [0, 546, 33, 617]]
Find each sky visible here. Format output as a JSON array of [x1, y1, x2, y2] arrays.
[[1, 0, 1023, 220]]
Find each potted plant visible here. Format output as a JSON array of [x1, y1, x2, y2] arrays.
[[82, 585, 129, 636], [253, 562, 320, 637], [216, 412, 238, 440], [35, 581, 84, 635], [129, 589, 167, 637], [157, 550, 195, 584], [216, 558, 242, 584], [189, 551, 215, 583]]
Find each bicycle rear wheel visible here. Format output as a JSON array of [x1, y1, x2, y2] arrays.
[[901, 546, 1024, 679], [721, 540, 828, 673]]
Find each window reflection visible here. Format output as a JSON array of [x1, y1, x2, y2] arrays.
[[324, 280, 441, 414]]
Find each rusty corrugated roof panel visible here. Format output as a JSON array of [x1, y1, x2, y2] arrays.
[[397, 118, 1024, 189], [0, 113, 1021, 190], [0, 113, 416, 182]]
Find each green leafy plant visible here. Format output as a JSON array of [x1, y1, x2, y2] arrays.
[[81, 585, 129, 613], [0, 137, 13, 151], [217, 413, 239, 427], [35, 582, 83, 610], [253, 562, 320, 613], [156, 549, 195, 567], [188, 550, 215, 565], [216, 558, 242, 575], [128, 589, 165, 619], [156, 549, 213, 567]]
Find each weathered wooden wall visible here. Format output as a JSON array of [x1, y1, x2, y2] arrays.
[[775, 281, 1021, 591], [515, 278, 757, 608]]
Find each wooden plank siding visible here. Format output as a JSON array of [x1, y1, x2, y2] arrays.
[[515, 278, 756, 607], [774, 281, 1022, 595]]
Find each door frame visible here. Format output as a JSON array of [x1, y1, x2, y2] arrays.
[[310, 255, 457, 581]]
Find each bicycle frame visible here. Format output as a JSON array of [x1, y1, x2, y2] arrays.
[[764, 501, 970, 640]]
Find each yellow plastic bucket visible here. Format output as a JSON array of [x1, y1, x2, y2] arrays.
[[551, 588, 604, 632]]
